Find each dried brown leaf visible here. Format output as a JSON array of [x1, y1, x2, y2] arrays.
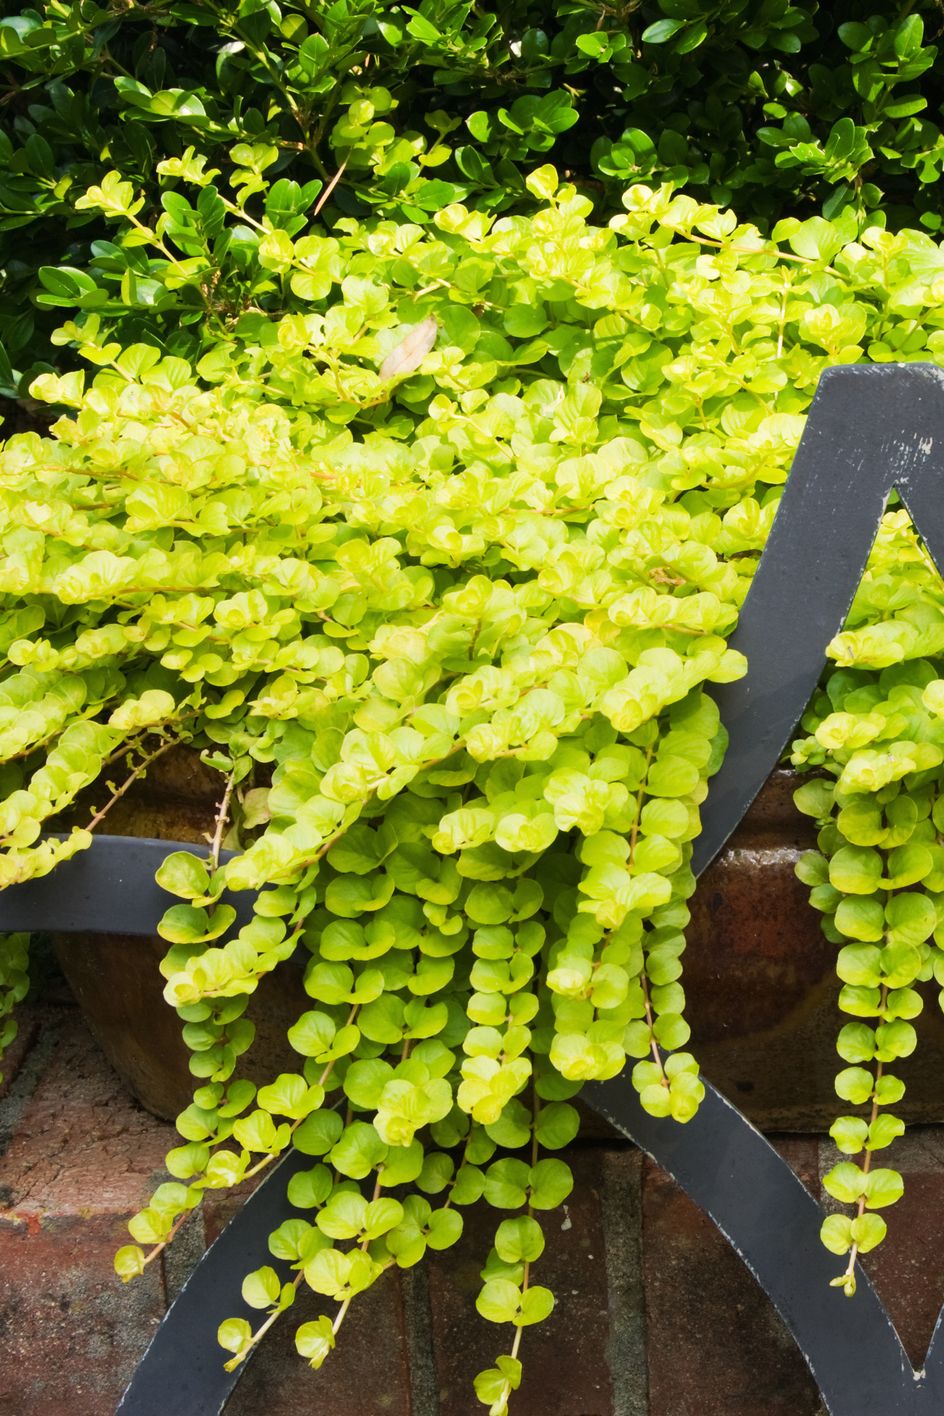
[[379, 316, 438, 381]]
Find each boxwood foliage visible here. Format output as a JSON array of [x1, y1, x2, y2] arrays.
[[3, 1, 944, 397], [4, 180, 944, 1396]]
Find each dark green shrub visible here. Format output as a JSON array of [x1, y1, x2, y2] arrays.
[[3, 1, 944, 400]]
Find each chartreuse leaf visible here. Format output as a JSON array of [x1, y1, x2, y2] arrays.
[[241, 1266, 282, 1309], [494, 1216, 544, 1263], [218, 1317, 252, 1360], [295, 1315, 335, 1369]]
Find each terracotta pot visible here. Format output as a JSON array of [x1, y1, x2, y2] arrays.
[[686, 770, 944, 1129], [52, 749, 305, 1121], [51, 753, 944, 1129]]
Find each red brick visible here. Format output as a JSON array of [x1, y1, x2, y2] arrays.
[[0, 1008, 173, 1415], [854, 1128, 944, 1370], [18, 984, 944, 1416], [642, 1142, 825, 1416], [0, 1216, 164, 1416], [779, 1134, 821, 1195], [0, 999, 412, 1414]]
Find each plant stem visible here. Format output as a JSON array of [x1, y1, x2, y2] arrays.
[[630, 742, 670, 1088], [494, 1092, 541, 1401], [140, 1208, 192, 1270], [682, 229, 841, 277], [313, 157, 349, 218], [839, 985, 888, 1290], [86, 735, 184, 832], [240, 1004, 359, 1182], [209, 770, 237, 870], [640, 971, 667, 1080]]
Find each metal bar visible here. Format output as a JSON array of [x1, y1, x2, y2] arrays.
[[693, 362, 944, 876], [587, 1075, 918, 1414], [115, 1150, 312, 1416], [0, 836, 255, 935]]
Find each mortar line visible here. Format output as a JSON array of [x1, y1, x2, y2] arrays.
[[602, 1147, 648, 1416], [402, 1259, 440, 1416]]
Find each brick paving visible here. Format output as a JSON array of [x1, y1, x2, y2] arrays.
[[4, 980, 942, 1415]]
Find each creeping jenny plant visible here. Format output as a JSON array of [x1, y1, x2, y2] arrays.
[[4, 174, 944, 1404]]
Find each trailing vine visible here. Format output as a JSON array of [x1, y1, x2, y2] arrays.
[[792, 510, 944, 1293], [0, 932, 29, 1084], [3, 175, 944, 1406]]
